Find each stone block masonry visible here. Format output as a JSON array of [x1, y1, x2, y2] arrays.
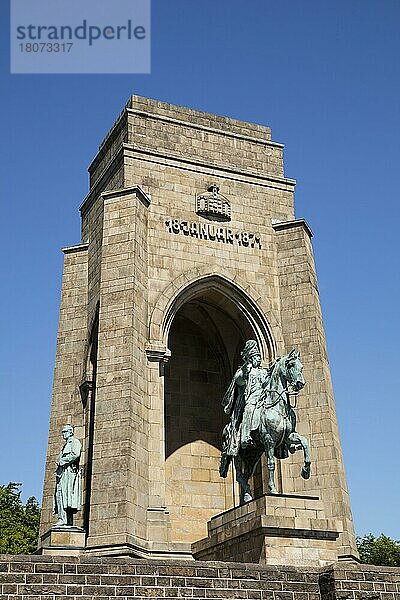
[[1, 555, 400, 599], [39, 95, 358, 562], [193, 494, 342, 567]]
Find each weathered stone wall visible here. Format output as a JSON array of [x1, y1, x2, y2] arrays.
[[165, 314, 232, 543], [1, 556, 399, 599], [125, 103, 283, 178], [274, 221, 356, 557], [40, 245, 88, 536], [320, 562, 400, 600], [86, 187, 150, 551], [40, 95, 358, 561]]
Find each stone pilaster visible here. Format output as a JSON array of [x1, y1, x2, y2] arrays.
[[274, 219, 357, 558], [85, 186, 150, 554], [39, 244, 88, 538]]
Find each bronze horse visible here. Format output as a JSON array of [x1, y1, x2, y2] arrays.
[[220, 350, 311, 504]]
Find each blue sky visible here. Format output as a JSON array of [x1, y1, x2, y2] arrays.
[[1, 0, 399, 539]]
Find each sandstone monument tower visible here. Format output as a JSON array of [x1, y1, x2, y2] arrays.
[[38, 96, 358, 565]]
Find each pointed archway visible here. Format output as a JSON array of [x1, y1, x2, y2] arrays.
[[163, 280, 275, 544]]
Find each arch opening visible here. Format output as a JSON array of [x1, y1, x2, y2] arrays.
[[163, 280, 274, 543], [161, 274, 276, 361]]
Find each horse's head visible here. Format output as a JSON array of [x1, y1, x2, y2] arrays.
[[283, 349, 305, 392]]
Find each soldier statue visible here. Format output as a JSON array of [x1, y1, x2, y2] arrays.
[[221, 340, 270, 458], [53, 424, 82, 527]]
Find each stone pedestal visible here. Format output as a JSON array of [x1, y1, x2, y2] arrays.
[[39, 527, 86, 556], [192, 494, 343, 567]]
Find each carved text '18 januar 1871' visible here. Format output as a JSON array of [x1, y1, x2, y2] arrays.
[[165, 219, 262, 248]]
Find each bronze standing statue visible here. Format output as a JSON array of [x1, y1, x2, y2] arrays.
[[53, 424, 82, 527], [220, 340, 311, 504]]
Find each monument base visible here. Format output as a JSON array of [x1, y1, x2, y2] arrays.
[[192, 493, 343, 567], [3, 554, 400, 600], [38, 526, 86, 556]]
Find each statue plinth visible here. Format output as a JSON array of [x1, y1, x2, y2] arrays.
[[192, 494, 343, 567], [39, 526, 85, 556]]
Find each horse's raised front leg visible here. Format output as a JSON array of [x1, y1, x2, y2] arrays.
[[288, 432, 311, 479]]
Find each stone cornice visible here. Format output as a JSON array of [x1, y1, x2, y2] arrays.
[[61, 243, 89, 254], [145, 344, 171, 363], [80, 143, 296, 215], [88, 102, 281, 177], [81, 146, 125, 214], [126, 107, 283, 148], [272, 218, 313, 238], [123, 143, 296, 188], [101, 185, 151, 208], [88, 107, 128, 175]]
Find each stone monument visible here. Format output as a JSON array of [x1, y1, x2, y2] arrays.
[[39, 425, 85, 554], [38, 95, 358, 565]]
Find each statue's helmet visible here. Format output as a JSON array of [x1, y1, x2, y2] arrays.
[[241, 340, 260, 362]]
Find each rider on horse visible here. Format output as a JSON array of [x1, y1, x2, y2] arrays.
[[220, 340, 270, 475], [220, 341, 304, 482]]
